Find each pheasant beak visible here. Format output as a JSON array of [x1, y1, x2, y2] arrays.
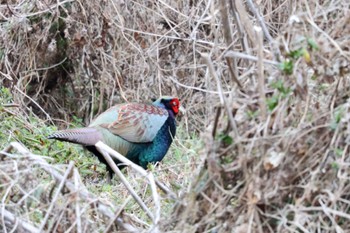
[[178, 105, 186, 116]]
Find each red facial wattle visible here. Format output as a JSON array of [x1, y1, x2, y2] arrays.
[[171, 98, 180, 115]]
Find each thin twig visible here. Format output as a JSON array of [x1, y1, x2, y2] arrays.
[[229, 0, 249, 53], [74, 169, 82, 233], [225, 51, 280, 66], [245, 0, 281, 61], [14, 86, 54, 125], [31, 57, 68, 72], [225, 56, 242, 89], [168, 75, 233, 95], [2, 142, 136, 231], [255, 26, 267, 121], [0, 208, 40, 233], [95, 144, 155, 222], [2, 103, 20, 108], [218, 0, 242, 88], [234, 0, 256, 44], [14, 0, 75, 18], [95, 141, 176, 197], [39, 161, 75, 232], [154, 180, 177, 199], [201, 53, 239, 139], [104, 196, 132, 233], [301, 0, 348, 59]]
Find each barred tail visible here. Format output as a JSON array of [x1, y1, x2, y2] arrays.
[[48, 127, 102, 146]]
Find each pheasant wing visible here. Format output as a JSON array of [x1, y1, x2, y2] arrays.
[[91, 103, 169, 143]]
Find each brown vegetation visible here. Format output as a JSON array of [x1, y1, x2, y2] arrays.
[[1, 0, 350, 232]]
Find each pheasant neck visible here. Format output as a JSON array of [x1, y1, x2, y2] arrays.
[[130, 115, 176, 168]]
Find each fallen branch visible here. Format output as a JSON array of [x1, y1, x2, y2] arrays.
[[1, 142, 137, 232], [98, 148, 155, 222], [95, 141, 166, 231], [1, 208, 40, 233]]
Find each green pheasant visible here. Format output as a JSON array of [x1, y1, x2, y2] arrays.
[[48, 96, 180, 177]]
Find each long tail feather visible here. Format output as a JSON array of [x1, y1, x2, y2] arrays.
[[48, 127, 102, 146]]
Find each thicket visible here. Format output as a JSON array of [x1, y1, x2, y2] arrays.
[[1, 0, 350, 232]]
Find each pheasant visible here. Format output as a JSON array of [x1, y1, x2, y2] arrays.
[[48, 96, 180, 177]]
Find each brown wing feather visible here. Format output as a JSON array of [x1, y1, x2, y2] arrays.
[[98, 103, 168, 143]]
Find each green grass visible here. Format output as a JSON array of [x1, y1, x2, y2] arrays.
[[0, 87, 116, 181], [0, 87, 202, 226]]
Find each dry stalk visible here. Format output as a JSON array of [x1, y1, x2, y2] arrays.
[[97, 147, 155, 223], [95, 141, 163, 230], [168, 75, 232, 95], [255, 26, 267, 122], [95, 141, 176, 198], [2, 0, 350, 232], [14, 86, 54, 125], [302, 0, 349, 60], [218, 0, 242, 89], [229, 0, 249, 53], [39, 161, 75, 232], [0, 208, 40, 233], [104, 196, 133, 233], [225, 51, 280, 66], [201, 53, 239, 139], [246, 0, 281, 60], [234, 0, 256, 46], [74, 169, 82, 233], [1, 142, 137, 232]]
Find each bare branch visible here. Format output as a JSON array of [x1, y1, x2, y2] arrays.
[[201, 53, 239, 139]]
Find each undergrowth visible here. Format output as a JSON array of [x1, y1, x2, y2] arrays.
[[1, 0, 350, 232], [0, 86, 201, 229]]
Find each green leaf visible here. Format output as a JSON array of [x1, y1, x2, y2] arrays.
[[267, 95, 279, 111], [288, 48, 304, 59], [247, 110, 259, 119], [307, 38, 319, 50], [331, 162, 339, 170], [335, 148, 343, 157], [222, 135, 233, 145], [279, 60, 294, 75], [270, 80, 291, 96], [217, 133, 233, 145]]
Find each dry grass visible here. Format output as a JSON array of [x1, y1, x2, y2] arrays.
[[1, 0, 350, 232]]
